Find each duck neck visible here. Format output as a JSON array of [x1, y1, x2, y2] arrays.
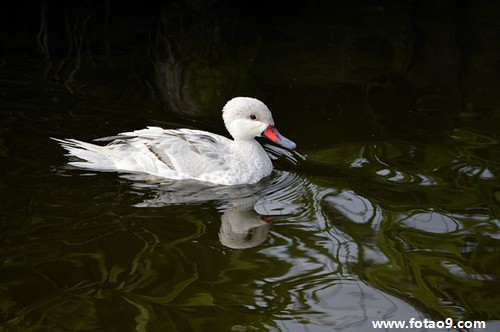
[[231, 138, 265, 155], [231, 139, 273, 177]]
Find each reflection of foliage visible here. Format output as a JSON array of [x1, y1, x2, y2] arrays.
[[317, 133, 500, 322], [152, 2, 260, 118], [0, 198, 218, 331], [368, 213, 500, 321], [0, 182, 297, 332]]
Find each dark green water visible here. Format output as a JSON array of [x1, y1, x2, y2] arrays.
[[1, 1, 500, 331]]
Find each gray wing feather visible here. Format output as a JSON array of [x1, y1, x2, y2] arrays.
[[126, 127, 232, 176]]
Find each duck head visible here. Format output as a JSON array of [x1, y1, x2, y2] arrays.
[[222, 97, 296, 150]]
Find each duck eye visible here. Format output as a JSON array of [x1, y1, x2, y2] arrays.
[[250, 114, 257, 120]]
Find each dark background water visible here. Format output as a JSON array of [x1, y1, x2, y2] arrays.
[[1, 1, 500, 331]]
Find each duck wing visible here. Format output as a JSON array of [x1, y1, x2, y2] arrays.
[[102, 126, 232, 178], [55, 126, 232, 180]]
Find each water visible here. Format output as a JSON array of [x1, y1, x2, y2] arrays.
[[1, 1, 500, 331]]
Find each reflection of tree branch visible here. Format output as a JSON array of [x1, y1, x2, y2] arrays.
[[37, 1, 50, 61]]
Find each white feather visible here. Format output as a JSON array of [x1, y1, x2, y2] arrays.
[[53, 97, 296, 185]]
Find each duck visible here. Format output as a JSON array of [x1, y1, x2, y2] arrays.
[[53, 97, 296, 185]]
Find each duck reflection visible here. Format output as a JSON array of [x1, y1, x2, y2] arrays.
[[218, 196, 274, 249], [122, 170, 302, 249]]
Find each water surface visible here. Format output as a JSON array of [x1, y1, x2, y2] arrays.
[[1, 1, 500, 331]]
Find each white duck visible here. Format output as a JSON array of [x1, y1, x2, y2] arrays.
[[53, 97, 296, 185]]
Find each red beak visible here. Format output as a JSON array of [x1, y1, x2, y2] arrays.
[[262, 125, 296, 149]]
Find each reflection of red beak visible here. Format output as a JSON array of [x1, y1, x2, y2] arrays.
[[261, 215, 277, 223], [262, 125, 296, 150]]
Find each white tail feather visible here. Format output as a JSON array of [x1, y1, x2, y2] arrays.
[[51, 138, 117, 170]]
